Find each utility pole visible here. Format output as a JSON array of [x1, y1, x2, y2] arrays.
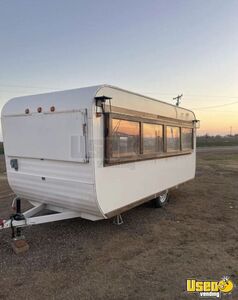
[[230, 126, 233, 136], [173, 94, 183, 106]]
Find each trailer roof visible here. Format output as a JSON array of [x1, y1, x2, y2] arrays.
[[1, 84, 196, 121]]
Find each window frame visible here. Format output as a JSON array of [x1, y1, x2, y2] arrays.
[[165, 125, 181, 153], [181, 127, 194, 151], [142, 122, 164, 155], [110, 117, 141, 159], [104, 112, 194, 166]]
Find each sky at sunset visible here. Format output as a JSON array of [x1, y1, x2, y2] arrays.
[[0, 0, 238, 140]]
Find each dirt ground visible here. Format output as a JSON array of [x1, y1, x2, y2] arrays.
[[0, 148, 238, 300]]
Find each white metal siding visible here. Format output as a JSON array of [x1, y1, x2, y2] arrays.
[[2, 85, 196, 221], [2, 86, 104, 220], [93, 87, 196, 215], [5, 156, 102, 218]]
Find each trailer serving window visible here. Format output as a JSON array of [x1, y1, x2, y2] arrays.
[[111, 119, 140, 158], [166, 126, 180, 152], [181, 128, 193, 150], [143, 123, 163, 154], [104, 112, 194, 165]]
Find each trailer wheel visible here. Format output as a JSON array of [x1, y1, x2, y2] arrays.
[[154, 190, 169, 208]]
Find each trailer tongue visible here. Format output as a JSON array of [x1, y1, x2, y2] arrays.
[[0, 200, 81, 231], [0, 197, 81, 253]]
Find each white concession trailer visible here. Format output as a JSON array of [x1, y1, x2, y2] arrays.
[[0, 85, 197, 244]]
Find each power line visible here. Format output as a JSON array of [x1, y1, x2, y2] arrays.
[[192, 101, 238, 110], [192, 109, 238, 113], [1, 85, 238, 111], [142, 92, 238, 99], [185, 94, 238, 99], [0, 84, 59, 90], [1, 85, 238, 99]]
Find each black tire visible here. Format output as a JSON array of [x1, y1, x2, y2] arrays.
[[154, 190, 169, 208]]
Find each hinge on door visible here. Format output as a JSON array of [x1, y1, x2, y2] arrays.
[[82, 123, 87, 136], [82, 109, 89, 163]]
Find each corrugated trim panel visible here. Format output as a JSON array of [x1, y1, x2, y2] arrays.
[[6, 157, 102, 218]]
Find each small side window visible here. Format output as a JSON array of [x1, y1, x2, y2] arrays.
[[143, 123, 163, 154], [166, 126, 180, 152], [182, 128, 193, 150], [111, 118, 140, 158]]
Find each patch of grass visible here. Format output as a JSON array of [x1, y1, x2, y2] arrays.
[[198, 141, 238, 147], [197, 135, 238, 147], [201, 154, 238, 162]]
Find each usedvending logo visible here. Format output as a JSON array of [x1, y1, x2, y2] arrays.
[[186, 276, 234, 298]]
